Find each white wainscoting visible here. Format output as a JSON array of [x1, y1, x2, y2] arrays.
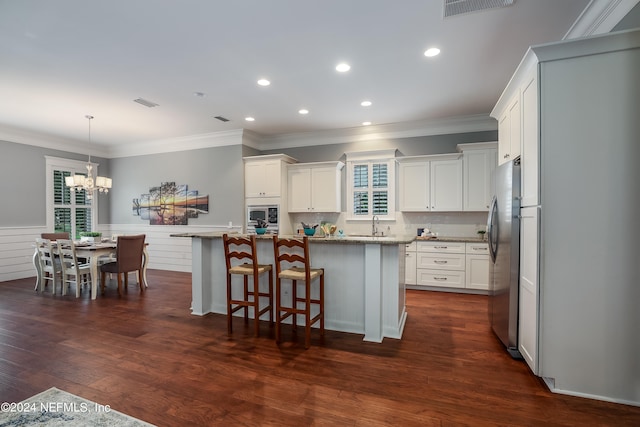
[[0, 226, 48, 282], [0, 224, 241, 282]]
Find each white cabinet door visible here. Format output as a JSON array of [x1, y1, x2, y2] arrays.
[[519, 206, 539, 374], [311, 167, 341, 212], [465, 254, 489, 290], [521, 69, 539, 208], [463, 149, 497, 211], [405, 245, 417, 285], [288, 167, 312, 212], [245, 160, 281, 198], [430, 159, 462, 211], [498, 95, 521, 165], [399, 161, 430, 211]]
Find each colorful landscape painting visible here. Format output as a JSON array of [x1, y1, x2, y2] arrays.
[[132, 182, 209, 225]]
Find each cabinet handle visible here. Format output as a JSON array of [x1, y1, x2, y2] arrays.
[[472, 247, 486, 251], [434, 246, 448, 249], [434, 277, 447, 281], [504, 154, 510, 159], [434, 260, 448, 264]]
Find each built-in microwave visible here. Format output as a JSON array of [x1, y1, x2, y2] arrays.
[[247, 205, 279, 234]]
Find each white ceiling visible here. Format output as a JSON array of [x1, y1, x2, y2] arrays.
[[0, 0, 614, 155]]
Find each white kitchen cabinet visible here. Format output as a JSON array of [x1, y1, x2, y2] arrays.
[[519, 206, 539, 374], [520, 69, 539, 208], [244, 154, 296, 199], [287, 161, 344, 213], [398, 154, 462, 212], [415, 241, 465, 289], [430, 159, 463, 211], [458, 143, 498, 211], [498, 94, 521, 165], [404, 241, 417, 285], [465, 243, 489, 290], [398, 161, 429, 211]]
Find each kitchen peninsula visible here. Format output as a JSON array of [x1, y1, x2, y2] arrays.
[[171, 232, 415, 342]]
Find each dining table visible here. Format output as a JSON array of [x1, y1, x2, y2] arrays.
[[33, 240, 149, 299]]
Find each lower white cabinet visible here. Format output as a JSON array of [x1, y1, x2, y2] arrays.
[[406, 240, 489, 292], [404, 241, 417, 285], [465, 243, 489, 291]]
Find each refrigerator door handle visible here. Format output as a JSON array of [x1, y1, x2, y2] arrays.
[[487, 196, 498, 263]]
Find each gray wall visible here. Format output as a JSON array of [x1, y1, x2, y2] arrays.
[[261, 131, 497, 162], [109, 144, 245, 226], [0, 140, 111, 226]]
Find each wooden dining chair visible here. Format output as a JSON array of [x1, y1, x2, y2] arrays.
[[222, 234, 273, 337], [57, 239, 91, 298], [100, 234, 146, 295], [272, 236, 325, 348], [35, 238, 62, 294]]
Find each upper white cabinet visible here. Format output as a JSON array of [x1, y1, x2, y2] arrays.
[[244, 154, 296, 199], [458, 143, 498, 211], [398, 154, 462, 212], [288, 161, 344, 213], [497, 94, 522, 165]]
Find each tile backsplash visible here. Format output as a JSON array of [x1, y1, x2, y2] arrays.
[[289, 211, 488, 238]]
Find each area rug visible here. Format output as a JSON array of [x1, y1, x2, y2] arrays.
[[0, 387, 155, 426]]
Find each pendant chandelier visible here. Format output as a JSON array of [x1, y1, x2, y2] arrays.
[[64, 115, 112, 199]]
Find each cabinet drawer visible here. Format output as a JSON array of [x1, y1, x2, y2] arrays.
[[417, 269, 465, 288], [466, 243, 488, 254], [417, 252, 465, 271], [405, 241, 417, 252], [417, 241, 465, 254]]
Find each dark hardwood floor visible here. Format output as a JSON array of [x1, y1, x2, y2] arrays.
[[1, 271, 638, 426]]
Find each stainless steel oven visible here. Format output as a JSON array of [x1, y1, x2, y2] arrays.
[[247, 204, 279, 234]]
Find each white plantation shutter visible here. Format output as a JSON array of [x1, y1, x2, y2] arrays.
[[47, 157, 97, 239], [346, 150, 396, 220]]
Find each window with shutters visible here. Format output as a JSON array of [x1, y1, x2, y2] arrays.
[[46, 157, 98, 239], [346, 150, 396, 221]]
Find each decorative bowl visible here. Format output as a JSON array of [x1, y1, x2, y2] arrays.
[[303, 228, 316, 236], [255, 227, 267, 235]]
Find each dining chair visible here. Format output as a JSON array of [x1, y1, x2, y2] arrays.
[[222, 234, 273, 337], [57, 239, 91, 298], [35, 238, 62, 294], [100, 234, 146, 295], [272, 236, 325, 348]]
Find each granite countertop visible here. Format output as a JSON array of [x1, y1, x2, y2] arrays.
[[415, 236, 487, 243], [170, 231, 416, 245]]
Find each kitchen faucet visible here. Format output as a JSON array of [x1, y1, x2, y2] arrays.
[[372, 215, 380, 236]]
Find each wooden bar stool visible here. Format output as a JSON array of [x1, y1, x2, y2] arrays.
[[272, 236, 324, 349], [223, 234, 273, 337]]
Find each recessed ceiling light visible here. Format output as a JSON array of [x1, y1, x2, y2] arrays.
[[245, 117, 255, 122], [298, 109, 309, 115], [193, 92, 206, 97], [361, 100, 372, 107], [336, 63, 351, 72], [362, 121, 372, 126], [424, 47, 441, 57], [257, 79, 270, 86]]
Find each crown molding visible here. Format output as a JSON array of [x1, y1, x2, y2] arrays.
[[0, 123, 109, 158], [564, 0, 640, 39], [258, 114, 496, 151], [107, 129, 245, 158]]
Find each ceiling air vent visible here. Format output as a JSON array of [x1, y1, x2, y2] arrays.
[[214, 116, 230, 122], [133, 98, 159, 108], [443, 0, 514, 18]]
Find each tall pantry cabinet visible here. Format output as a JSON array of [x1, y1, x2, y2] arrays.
[[491, 29, 640, 406]]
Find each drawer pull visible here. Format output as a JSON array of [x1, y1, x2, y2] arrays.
[[473, 247, 486, 251], [434, 277, 447, 281], [434, 260, 448, 264], [434, 246, 448, 249]]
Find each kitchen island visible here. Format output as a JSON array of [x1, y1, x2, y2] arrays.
[[171, 232, 415, 342]]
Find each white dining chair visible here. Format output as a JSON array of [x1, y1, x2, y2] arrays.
[[57, 239, 92, 297], [35, 238, 62, 294]]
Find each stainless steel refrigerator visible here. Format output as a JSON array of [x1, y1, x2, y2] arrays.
[[487, 157, 521, 358]]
